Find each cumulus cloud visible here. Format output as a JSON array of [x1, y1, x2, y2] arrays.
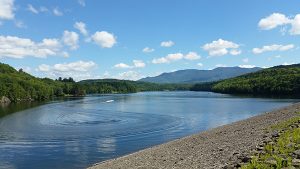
[[239, 65, 256, 68], [117, 71, 142, 80], [258, 13, 300, 35], [74, 21, 88, 36], [160, 40, 175, 47], [38, 64, 50, 72], [202, 39, 241, 56], [37, 61, 97, 81], [252, 44, 294, 54], [290, 14, 300, 35], [91, 31, 116, 48], [152, 52, 200, 64], [27, 4, 39, 14], [282, 62, 296, 66], [258, 13, 290, 30], [114, 63, 131, 69], [62, 31, 79, 50], [133, 60, 146, 68], [142, 47, 154, 53], [229, 49, 242, 56], [184, 52, 201, 60], [0, 0, 15, 20], [53, 7, 63, 16], [78, 0, 86, 7], [114, 60, 146, 69], [0, 36, 66, 59]]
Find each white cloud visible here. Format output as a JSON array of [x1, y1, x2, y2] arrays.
[[252, 44, 294, 54], [239, 65, 256, 68], [53, 61, 96, 72], [91, 31, 116, 48], [62, 31, 79, 50], [117, 71, 142, 80], [258, 13, 290, 30], [38, 64, 50, 72], [133, 60, 145, 68], [282, 62, 295, 66], [0, 0, 14, 20], [290, 14, 300, 35], [0, 36, 66, 59], [142, 47, 154, 53], [37, 61, 97, 81], [202, 39, 241, 56], [78, 0, 86, 7], [229, 49, 242, 55], [114, 60, 146, 69], [74, 21, 88, 36], [152, 57, 169, 64], [215, 64, 227, 67], [242, 58, 249, 63], [258, 13, 300, 35], [160, 40, 174, 47], [184, 52, 201, 60], [197, 63, 203, 67], [27, 4, 39, 14], [114, 63, 131, 69], [152, 52, 200, 64], [53, 7, 63, 16]]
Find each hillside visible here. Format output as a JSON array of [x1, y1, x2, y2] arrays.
[[191, 64, 300, 95], [0, 63, 79, 102], [0, 63, 191, 102], [79, 79, 191, 92], [139, 67, 262, 83]]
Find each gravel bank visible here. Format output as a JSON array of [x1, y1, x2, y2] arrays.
[[88, 103, 300, 169]]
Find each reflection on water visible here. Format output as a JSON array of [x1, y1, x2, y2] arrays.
[[0, 91, 298, 169]]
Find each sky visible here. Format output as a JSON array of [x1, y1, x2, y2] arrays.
[[0, 0, 299, 81]]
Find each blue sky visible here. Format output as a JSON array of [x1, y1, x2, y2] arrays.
[[0, 0, 299, 81]]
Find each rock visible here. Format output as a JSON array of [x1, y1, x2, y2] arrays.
[[265, 157, 277, 165], [241, 156, 251, 163], [282, 166, 296, 169], [293, 150, 300, 158], [292, 159, 300, 167], [272, 131, 279, 138], [0, 96, 11, 104]]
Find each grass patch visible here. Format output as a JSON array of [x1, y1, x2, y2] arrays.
[[241, 113, 300, 169]]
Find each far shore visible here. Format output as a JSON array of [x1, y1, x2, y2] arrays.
[[88, 102, 300, 169]]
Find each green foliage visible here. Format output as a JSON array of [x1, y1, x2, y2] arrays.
[[242, 114, 300, 169], [0, 63, 192, 102], [211, 64, 300, 95]]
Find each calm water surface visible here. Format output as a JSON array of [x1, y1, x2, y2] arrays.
[[0, 91, 298, 169]]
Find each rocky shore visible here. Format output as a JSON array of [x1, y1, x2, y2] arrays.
[[88, 103, 300, 169]]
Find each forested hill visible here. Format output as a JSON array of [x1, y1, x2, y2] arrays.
[[139, 67, 262, 83], [0, 63, 79, 102], [0, 63, 190, 102], [191, 64, 300, 95]]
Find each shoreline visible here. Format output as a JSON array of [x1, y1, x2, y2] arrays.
[[88, 102, 300, 169]]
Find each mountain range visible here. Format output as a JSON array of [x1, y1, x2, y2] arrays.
[[139, 67, 262, 83]]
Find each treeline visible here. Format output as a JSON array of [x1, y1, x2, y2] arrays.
[[191, 64, 300, 95], [0, 63, 192, 102], [0, 63, 85, 102]]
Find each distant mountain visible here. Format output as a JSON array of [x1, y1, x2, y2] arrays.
[[139, 67, 262, 83]]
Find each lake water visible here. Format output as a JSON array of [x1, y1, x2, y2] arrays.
[[0, 91, 298, 169]]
